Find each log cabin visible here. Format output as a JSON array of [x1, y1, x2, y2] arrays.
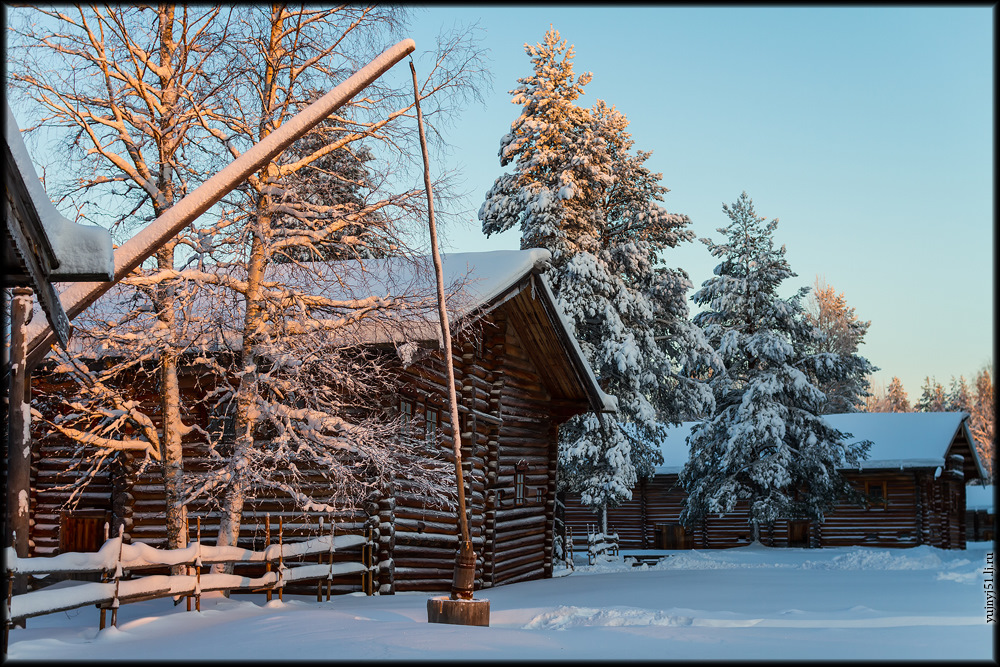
[[965, 484, 995, 543], [562, 412, 987, 551], [27, 249, 616, 594]]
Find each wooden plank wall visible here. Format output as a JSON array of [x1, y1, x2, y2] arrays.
[[563, 468, 969, 551]]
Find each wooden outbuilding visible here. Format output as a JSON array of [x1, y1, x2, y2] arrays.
[[28, 249, 616, 594], [562, 412, 986, 551], [966, 484, 995, 543]]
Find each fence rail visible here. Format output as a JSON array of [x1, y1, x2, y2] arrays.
[[4, 517, 374, 654]]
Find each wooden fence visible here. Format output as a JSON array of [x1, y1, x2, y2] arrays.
[[4, 517, 374, 654]]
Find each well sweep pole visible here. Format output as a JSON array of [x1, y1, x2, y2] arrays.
[[24, 39, 416, 370]]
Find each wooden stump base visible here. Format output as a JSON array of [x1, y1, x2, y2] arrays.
[[426, 596, 490, 627]]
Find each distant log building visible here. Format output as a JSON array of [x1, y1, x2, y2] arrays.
[[965, 484, 995, 543], [562, 412, 986, 551], [29, 250, 616, 594]]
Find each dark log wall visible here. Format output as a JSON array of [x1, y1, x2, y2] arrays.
[[29, 278, 591, 594], [489, 321, 557, 587], [30, 371, 371, 594], [390, 327, 494, 593], [563, 466, 969, 551]]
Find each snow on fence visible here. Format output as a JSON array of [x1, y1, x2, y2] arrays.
[[586, 525, 620, 565], [3, 517, 374, 653]]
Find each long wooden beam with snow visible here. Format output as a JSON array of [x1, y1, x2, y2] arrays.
[[22, 38, 416, 370]]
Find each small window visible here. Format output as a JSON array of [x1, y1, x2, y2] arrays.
[[514, 460, 527, 505], [425, 408, 438, 442], [535, 487, 545, 504], [865, 480, 888, 509]]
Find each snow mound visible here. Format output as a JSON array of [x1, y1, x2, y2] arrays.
[[802, 549, 952, 571]]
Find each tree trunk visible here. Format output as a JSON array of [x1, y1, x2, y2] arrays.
[[155, 5, 189, 570], [6, 288, 34, 609]]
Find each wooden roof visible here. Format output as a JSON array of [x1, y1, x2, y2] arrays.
[[492, 271, 615, 416]]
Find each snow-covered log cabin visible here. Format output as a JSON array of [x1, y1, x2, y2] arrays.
[[28, 249, 616, 594], [562, 412, 986, 550]]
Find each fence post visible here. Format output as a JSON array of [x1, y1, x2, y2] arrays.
[[265, 514, 272, 603], [5, 568, 13, 655], [185, 515, 192, 612], [327, 520, 334, 601], [317, 518, 323, 602], [366, 525, 375, 596], [110, 524, 125, 628], [99, 524, 108, 629], [278, 517, 284, 603], [195, 517, 202, 613]]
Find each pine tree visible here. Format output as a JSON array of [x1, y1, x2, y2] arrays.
[[970, 366, 995, 481], [679, 192, 869, 542], [914, 376, 947, 412], [946, 375, 973, 413], [885, 376, 910, 412], [270, 98, 393, 263], [480, 27, 714, 518], [803, 277, 877, 413]]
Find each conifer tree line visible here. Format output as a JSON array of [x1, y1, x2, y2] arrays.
[[480, 27, 890, 537], [865, 369, 995, 481]]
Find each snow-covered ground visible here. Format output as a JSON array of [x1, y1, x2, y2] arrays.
[[7, 542, 995, 661]]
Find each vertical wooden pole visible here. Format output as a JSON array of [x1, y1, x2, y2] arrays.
[[5, 570, 14, 651], [326, 520, 334, 601], [186, 515, 192, 612], [6, 288, 34, 609], [265, 514, 272, 602], [195, 517, 201, 613], [317, 518, 323, 602], [410, 59, 477, 604], [110, 524, 124, 627], [278, 517, 283, 602]]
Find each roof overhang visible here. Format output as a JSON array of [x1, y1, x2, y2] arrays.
[[4, 103, 115, 347]]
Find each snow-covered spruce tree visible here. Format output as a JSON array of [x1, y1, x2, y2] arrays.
[[914, 376, 948, 412], [480, 27, 714, 526], [8, 5, 238, 559], [946, 375, 973, 414], [803, 277, 877, 413], [679, 192, 869, 543]]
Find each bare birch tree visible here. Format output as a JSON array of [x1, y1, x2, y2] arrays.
[[188, 4, 487, 564], [7, 4, 237, 556], [9, 4, 488, 568]]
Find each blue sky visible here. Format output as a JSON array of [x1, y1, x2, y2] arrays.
[[403, 5, 994, 402]]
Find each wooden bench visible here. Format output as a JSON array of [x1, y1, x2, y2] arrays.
[[621, 552, 671, 567]]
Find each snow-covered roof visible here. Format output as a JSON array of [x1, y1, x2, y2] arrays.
[[966, 485, 994, 513], [5, 103, 114, 281], [653, 412, 981, 477], [69, 249, 617, 413]]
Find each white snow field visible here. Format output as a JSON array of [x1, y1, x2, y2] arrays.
[[7, 542, 995, 661]]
